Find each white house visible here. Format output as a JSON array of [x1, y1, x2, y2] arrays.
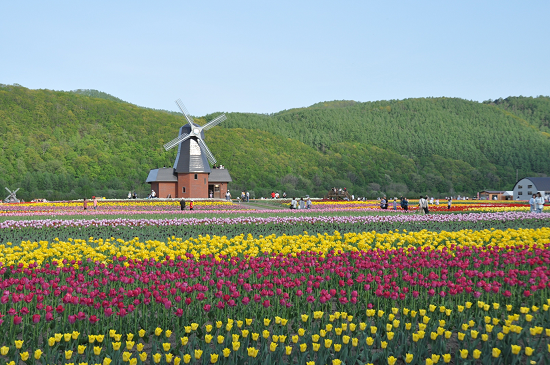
[[512, 177, 550, 200]]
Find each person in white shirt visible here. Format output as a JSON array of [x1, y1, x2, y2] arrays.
[[535, 192, 545, 213], [529, 194, 537, 213]]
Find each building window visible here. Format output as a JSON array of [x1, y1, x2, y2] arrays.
[[518, 185, 523, 189], [528, 191, 532, 195], [182, 187, 186, 193], [204, 178, 206, 184], [518, 192, 523, 195], [194, 174, 198, 180], [528, 185, 532, 188]]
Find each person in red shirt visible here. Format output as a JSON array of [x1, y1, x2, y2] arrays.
[[189, 201, 194, 210]]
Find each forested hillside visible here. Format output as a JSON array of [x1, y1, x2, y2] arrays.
[[0, 84, 549, 200]]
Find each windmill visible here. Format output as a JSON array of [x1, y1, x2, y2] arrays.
[[4, 187, 20, 203], [145, 99, 232, 199], [163, 99, 227, 172]]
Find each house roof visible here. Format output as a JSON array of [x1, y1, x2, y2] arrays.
[[523, 177, 550, 191], [479, 190, 505, 194], [208, 169, 232, 183], [146, 168, 177, 183]]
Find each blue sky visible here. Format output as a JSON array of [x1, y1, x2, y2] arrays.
[[1, 1, 548, 116]]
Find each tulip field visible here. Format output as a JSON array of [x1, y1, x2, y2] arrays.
[[0, 200, 549, 364]]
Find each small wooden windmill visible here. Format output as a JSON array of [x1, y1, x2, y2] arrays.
[[4, 187, 20, 203], [146, 99, 232, 199]]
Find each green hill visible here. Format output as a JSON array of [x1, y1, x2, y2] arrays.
[[0, 84, 549, 200]]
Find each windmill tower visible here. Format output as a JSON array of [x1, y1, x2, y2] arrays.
[[146, 99, 232, 199]]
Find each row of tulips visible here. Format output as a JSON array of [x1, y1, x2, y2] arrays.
[[2, 226, 549, 265], [0, 229, 548, 346], [1, 301, 549, 364]]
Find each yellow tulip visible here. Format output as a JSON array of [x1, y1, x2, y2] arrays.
[[473, 349, 481, 359], [183, 354, 191, 363], [138, 329, 146, 337], [48, 337, 56, 346], [122, 352, 132, 362], [96, 335, 105, 343], [65, 350, 73, 360], [525, 347, 534, 356], [78, 345, 87, 354], [442, 354, 451, 363], [232, 342, 240, 351], [218, 335, 225, 344], [162, 343, 171, 351], [155, 327, 162, 336], [511, 345, 521, 355], [223, 348, 231, 357], [165, 330, 173, 338], [247, 347, 258, 357], [34, 349, 43, 360], [312, 343, 320, 352], [460, 349, 468, 359], [381, 341, 388, 349], [1, 346, 9, 355], [366, 337, 374, 345], [405, 353, 414, 363], [492, 348, 501, 358], [103, 358, 112, 365], [94, 346, 102, 355], [194, 349, 203, 359], [180, 336, 189, 345], [112, 342, 121, 351], [264, 318, 270, 326], [153, 353, 161, 364], [343, 335, 350, 344], [15, 340, 24, 349], [300, 343, 307, 352], [210, 354, 218, 363]]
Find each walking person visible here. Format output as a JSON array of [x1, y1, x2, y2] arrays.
[[392, 198, 397, 211], [246, 191, 249, 202], [535, 192, 545, 213], [180, 198, 186, 211], [299, 198, 305, 209], [419, 195, 429, 214], [529, 194, 537, 213], [424, 195, 430, 214], [83, 198, 88, 210], [380, 196, 387, 209], [189, 200, 194, 211], [306, 197, 312, 209], [93, 196, 98, 210], [447, 197, 452, 210], [403, 197, 409, 211]]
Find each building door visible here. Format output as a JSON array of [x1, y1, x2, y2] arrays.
[[213, 184, 221, 199]]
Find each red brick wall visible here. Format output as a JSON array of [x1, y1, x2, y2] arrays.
[[152, 182, 176, 198], [177, 173, 208, 198]]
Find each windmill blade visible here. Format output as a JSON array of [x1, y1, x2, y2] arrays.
[[163, 133, 190, 151], [13, 188, 19, 194], [202, 114, 227, 131], [175, 99, 195, 126], [196, 138, 217, 165], [5, 187, 11, 193]]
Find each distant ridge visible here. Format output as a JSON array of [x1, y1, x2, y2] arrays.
[[70, 89, 128, 104], [0, 83, 549, 200]]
